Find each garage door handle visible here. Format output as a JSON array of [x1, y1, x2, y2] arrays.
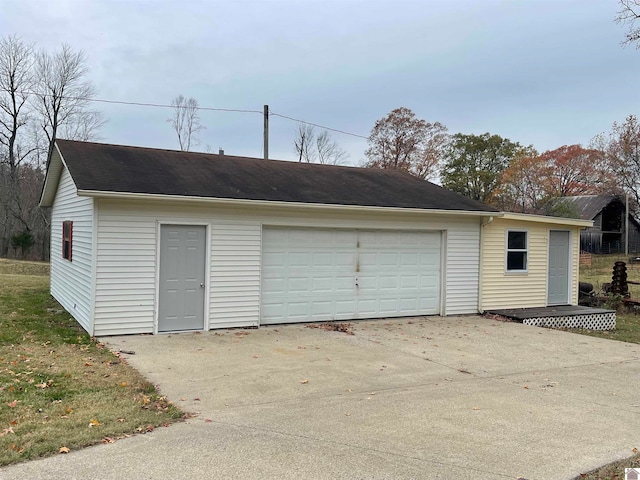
[[200, 283, 205, 288]]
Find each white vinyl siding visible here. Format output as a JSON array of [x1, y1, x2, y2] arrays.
[[445, 226, 481, 315], [50, 167, 94, 332], [93, 212, 157, 336], [91, 199, 484, 335], [210, 222, 261, 328]]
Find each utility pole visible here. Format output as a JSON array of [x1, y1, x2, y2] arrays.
[[263, 105, 269, 160]]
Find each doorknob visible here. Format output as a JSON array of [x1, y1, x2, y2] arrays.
[[200, 283, 204, 288]]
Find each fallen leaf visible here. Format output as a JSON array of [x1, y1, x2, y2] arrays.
[[524, 386, 529, 390], [59, 446, 70, 454], [84, 362, 93, 367], [300, 379, 309, 384], [473, 407, 480, 411], [204, 418, 212, 423], [0, 427, 14, 437], [193, 398, 200, 401], [7, 400, 17, 408], [102, 437, 115, 444], [633, 447, 639, 453], [89, 419, 101, 427], [120, 382, 127, 387], [35, 382, 49, 389], [65, 406, 73, 414], [252, 354, 259, 358]]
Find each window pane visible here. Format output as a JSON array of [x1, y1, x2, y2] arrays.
[[507, 252, 526, 271], [508, 231, 526, 250]]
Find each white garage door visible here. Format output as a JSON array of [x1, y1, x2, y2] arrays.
[[261, 227, 441, 324]]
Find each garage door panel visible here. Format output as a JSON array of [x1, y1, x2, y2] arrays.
[[335, 300, 356, 316], [401, 252, 419, 265], [336, 253, 356, 266], [335, 276, 355, 292], [312, 252, 333, 266], [379, 298, 400, 312], [379, 276, 399, 289], [312, 277, 334, 292], [259, 277, 285, 293], [261, 228, 441, 324], [420, 273, 439, 286], [357, 299, 378, 315], [288, 277, 311, 292], [399, 275, 419, 288], [311, 301, 333, 316]]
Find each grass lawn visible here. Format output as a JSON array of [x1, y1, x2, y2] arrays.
[[0, 258, 184, 466], [575, 254, 640, 344], [571, 254, 640, 478]]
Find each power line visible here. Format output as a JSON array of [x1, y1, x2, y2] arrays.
[[269, 111, 368, 140], [3, 88, 264, 114], [1, 87, 369, 140]]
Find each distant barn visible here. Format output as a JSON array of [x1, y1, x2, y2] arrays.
[[553, 195, 640, 254]]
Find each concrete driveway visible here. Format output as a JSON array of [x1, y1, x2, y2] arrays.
[[3, 315, 640, 480]]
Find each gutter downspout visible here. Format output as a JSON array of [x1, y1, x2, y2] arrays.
[[478, 216, 494, 313]]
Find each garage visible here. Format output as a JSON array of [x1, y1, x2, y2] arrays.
[[43, 139, 499, 335], [260, 227, 442, 324]]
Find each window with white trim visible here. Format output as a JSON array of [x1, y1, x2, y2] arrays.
[[506, 230, 527, 271]]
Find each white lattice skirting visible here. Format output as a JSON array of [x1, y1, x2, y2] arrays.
[[523, 312, 616, 330]]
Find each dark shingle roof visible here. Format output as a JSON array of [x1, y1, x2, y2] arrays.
[[554, 195, 621, 220], [55, 139, 496, 213]]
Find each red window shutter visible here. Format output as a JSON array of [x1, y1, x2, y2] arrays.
[[62, 221, 73, 261]]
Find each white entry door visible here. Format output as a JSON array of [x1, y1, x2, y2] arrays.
[[260, 227, 441, 324], [548, 230, 570, 306], [158, 225, 206, 332]]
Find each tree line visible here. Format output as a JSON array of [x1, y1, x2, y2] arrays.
[[360, 107, 640, 217], [0, 35, 104, 259], [3, 1, 639, 259]]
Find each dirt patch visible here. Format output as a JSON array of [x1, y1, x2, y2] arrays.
[[306, 322, 354, 335]]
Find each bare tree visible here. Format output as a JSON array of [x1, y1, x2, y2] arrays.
[[616, 0, 640, 47], [593, 115, 640, 212], [168, 95, 203, 151], [0, 37, 104, 259], [0, 36, 36, 257], [294, 123, 316, 162], [59, 110, 105, 143], [365, 107, 448, 181], [0, 35, 35, 179], [315, 131, 348, 165], [34, 43, 103, 163], [293, 124, 348, 165]]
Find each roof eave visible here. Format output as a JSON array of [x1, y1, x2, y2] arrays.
[[39, 143, 66, 207], [76, 189, 499, 217], [500, 212, 593, 227]]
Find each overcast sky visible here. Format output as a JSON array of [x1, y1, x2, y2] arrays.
[[1, 0, 638, 164]]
